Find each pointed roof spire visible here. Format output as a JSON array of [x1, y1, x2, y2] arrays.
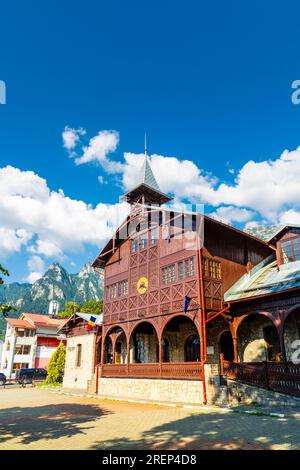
[[138, 153, 161, 192], [144, 133, 147, 156], [121, 139, 172, 205]]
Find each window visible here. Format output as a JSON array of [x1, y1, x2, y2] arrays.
[[13, 363, 29, 372], [185, 257, 195, 277], [140, 232, 148, 250], [108, 283, 117, 299], [281, 237, 300, 263], [107, 280, 128, 300], [76, 344, 82, 367], [16, 329, 25, 337], [25, 329, 34, 337], [106, 286, 110, 301], [150, 227, 159, 245], [15, 345, 31, 355], [118, 279, 128, 297], [178, 261, 184, 280], [203, 258, 221, 279], [185, 335, 200, 362], [131, 239, 138, 253], [162, 264, 176, 285]]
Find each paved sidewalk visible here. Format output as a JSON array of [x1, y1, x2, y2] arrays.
[[0, 387, 300, 450]]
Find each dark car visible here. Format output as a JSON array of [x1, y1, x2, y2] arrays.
[[15, 368, 47, 385], [0, 372, 6, 386]]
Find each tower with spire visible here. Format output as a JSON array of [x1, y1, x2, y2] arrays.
[[121, 140, 172, 207]]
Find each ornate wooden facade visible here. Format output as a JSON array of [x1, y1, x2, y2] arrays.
[[92, 154, 273, 386]]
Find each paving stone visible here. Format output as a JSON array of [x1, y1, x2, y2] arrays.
[[0, 387, 300, 450]]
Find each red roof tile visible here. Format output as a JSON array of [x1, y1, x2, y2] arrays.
[[6, 318, 34, 329]]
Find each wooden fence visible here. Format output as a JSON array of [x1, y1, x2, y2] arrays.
[[101, 362, 202, 380], [221, 360, 300, 397]]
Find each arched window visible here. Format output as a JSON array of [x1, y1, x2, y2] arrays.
[[104, 337, 113, 364], [185, 335, 200, 362], [134, 338, 143, 363], [162, 337, 170, 362]]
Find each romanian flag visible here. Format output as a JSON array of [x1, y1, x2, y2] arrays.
[[87, 315, 97, 331], [75, 312, 103, 328]]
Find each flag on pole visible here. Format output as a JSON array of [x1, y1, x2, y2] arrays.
[[75, 312, 103, 330], [184, 295, 191, 313], [87, 315, 97, 330]]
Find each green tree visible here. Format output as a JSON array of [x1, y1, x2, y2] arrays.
[[46, 342, 66, 385], [0, 264, 17, 317], [82, 299, 103, 315], [58, 301, 82, 318]]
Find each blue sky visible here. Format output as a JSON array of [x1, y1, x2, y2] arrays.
[[1, 0, 300, 283]]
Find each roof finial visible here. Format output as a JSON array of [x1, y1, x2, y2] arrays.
[[144, 133, 147, 156]]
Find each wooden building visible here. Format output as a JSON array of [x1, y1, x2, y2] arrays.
[[88, 153, 299, 405]]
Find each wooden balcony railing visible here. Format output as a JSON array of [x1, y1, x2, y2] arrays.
[[101, 362, 202, 380], [221, 360, 300, 397]]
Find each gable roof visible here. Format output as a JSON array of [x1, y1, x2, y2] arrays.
[[92, 208, 273, 269], [267, 225, 300, 244], [21, 313, 67, 329], [6, 318, 34, 329]]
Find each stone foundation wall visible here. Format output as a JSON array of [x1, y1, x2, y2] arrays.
[[97, 377, 204, 404], [96, 363, 224, 405], [226, 379, 300, 407]]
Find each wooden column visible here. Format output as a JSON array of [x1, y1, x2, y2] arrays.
[[159, 336, 163, 377], [126, 335, 130, 375], [233, 336, 238, 363]]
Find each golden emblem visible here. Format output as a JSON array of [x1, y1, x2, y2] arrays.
[[137, 276, 148, 294]]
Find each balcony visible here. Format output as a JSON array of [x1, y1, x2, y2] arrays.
[[13, 354, 31, 363], [16, 336, 35, 345]]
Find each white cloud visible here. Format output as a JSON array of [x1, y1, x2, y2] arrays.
[[279, 209, 300, 225], [122, 152, 217, 203], [0, 227, 32, 256], [97, 175, 107, 185], [209, 206, 255, 225], [62, 126, 86, 151], [27, 255, 45, 283], [27, 271, 43, 283], [28, 239, 64, 258], [0, 165, 129, 260], [67, 129, 123, 174], [121, 145, 300, 223]]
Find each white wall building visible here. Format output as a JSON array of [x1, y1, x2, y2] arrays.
[[0, 313, 66, 378], [61, 313, 102, 390]]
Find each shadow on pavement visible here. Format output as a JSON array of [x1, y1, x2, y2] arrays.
[[91, 411, 300, 450], [0, 402, 111, 445]]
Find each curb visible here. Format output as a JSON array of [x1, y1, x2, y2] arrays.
[[41, 386, 286, 418]]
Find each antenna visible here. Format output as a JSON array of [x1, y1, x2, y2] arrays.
[[144, 133, 147, 156]]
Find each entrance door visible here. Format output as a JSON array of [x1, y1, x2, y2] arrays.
[[219, 331, 234, 362], [263, 325, 281, 361]]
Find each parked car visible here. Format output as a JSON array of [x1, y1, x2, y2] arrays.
[[0, 372, 6, 386], [15, 368, 47, 385]]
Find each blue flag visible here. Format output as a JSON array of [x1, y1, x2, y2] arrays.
[[184, 295, 191, 313]]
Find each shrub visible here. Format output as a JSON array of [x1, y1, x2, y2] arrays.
[[46, 342, 66, 384]]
